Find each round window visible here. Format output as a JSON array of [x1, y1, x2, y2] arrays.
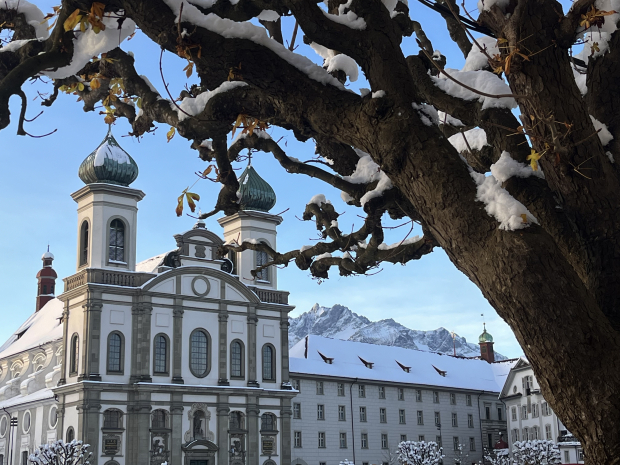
[[23, 411, 31, 433], [49, 406, 58, 429], [0, 415, 7, 437]]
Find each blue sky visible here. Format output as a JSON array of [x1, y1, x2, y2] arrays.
[[0, 0, 525, 357]]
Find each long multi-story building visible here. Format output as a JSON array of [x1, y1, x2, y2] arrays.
[[288, 333, 517, 465], [500, 359, 584, 464]]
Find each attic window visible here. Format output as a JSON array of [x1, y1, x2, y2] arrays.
[[317, 351, 334, 364], [432, 365, 447, 377], [15, 328, 28, 340], [358, 356, 374, 369], [395, 360, 411, 373]]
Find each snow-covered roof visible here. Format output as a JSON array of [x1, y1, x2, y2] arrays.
[[135, 252, 168, 273], [0, 298, 63, 359], [0, 388, 54, 410], [290, 336, 517, 392], [42, 251, 54, 259]]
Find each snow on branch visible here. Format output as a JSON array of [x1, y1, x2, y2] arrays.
[[397, 440, 444, 465]]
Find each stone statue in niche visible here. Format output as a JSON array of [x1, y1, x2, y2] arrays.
[[195, 245, 206, 258], [184, 403, 214, 442]]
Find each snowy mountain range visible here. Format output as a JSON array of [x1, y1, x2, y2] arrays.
[[288, 303, 507, 360]]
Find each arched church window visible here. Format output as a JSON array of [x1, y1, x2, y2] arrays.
[[79, 221, 89, 266], [153, 334, 169, 375], [109, 219, 125, 262], [230, 340, 244, 378], [262, 344, 275, 381], [230, 411, 245, 430], [152, 409, 168, 429], [70, 334, 79, 375], [193, 411, 206, 439], [107, 332, 123, 373], [103, 409, 123, 429], [66, 427, 75, 442], [261, 413, 276, 432], [255, 245, 270, 282], [189, 329, 210, 377]]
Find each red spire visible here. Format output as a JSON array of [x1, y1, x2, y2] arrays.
[[36, 247, 57, 312]]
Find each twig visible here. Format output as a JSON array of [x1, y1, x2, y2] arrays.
[[159, 48, 195, 120], [419, 45, 529, 100], [573, 128, 601, 147], [460, 129, 474, 152], [16, 90, 57, 137], [289, 21, 299, 51]]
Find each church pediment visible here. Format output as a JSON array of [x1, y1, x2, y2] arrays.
[[181, 439, 218, 452]]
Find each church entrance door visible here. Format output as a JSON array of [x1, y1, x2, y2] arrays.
[[189, 461, 208, 465]]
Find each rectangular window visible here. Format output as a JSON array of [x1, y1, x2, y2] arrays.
[[564, 451, 570, 463], [361, 433, 368, 449], [294, 431, 302, 448], [416, 389, 422, 402], [380, 408, 387, 423], [497, 406, 503, 421], [293, 403, 301, 419], [418, 435, 425, 442], [398, 388, 405, 400], [466, 394, 472, 406], [338, 405, 346, 421], [359, 384, 366, 398], [522, 405, 527, 419], [292, 379, 300, 391], [318, 432, 326, 448], [321, 462, 327, 465], [450, 393, 456, 405], [532, 403, 539, 418], [485, 405, 491, 420], [578, 450, 584, 461], [469, 437, 476, 451], [512, 406, 517, 421], [512, 429, 519, 443], [545, 424, 552, 440], [401, 434, 407, 442], [452, 413, 458, 427], [436, 436, 442, 448], [340, 432, 347, 449], [381, 434, 388, 449], [542, 402, 550, 416], [434, 411, 441, 426], [453, 437, 460, 451], [360, 406, 367, 422], [316, 381, 324, 395], [317, 404, 324, 420], [468, 414, 474, 428], [338, 383, 345, 396], [417, 410, 424, 425], [22, 452, 28, 465], [399, 409, 406, 424], [378, 386, 386, 399], [489, 433, 494, 447], [433, 391, 440, 403]]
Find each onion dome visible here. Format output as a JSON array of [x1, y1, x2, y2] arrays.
[[479, 323, 494, 343], [78, 127, 138, 186], [238, 164, 276, 212]]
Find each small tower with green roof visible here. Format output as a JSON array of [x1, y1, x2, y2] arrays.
[[71, 127, 145, 271], [479, 322, 495, 363], [218, 162, 282, 289]]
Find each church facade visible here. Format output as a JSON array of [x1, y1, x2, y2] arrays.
[[0, 130, 295, 465]]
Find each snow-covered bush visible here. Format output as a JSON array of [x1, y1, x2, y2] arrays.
[[339, 460, 354, 465], [512, 440, 561, 465], [453, 443, 469, 464], [397, 441, 444, 465], [484, 447, 512, 465], [29, 440, 92, 465]]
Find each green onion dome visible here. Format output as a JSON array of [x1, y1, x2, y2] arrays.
[[78, 127, 138, 186], [238, 164, 276, 212], [479, 325, 494, 343]]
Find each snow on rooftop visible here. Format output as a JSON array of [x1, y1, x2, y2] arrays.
[[0, 298, 63, 359], [290, 335, 516, 392], [135, 252, 169, 273], [0, 387, 54, 410]]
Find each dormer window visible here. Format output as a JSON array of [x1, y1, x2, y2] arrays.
[[358, 356, 373, 369], [109, 219, 125, 262], [432, 365, 447, 377], [318, 351, 334, 364], [396, 360, 411, 373]]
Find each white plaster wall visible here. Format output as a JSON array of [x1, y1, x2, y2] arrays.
[[100, 303, 132, 383], [257, 319, 281, 386], [63, 405, 78, 442], [66, 299, 85, 383], [151, 307, 174, 383], [181, 311, 220, 385]]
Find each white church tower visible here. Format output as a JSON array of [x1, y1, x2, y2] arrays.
[[72, 127, 144, 271], [218, 164, 282, 291]]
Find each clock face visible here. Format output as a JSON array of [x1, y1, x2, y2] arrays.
[[221, 258, 234, 274]]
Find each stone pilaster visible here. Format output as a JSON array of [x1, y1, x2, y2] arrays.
[[79, 295, 102, 381], [218, 308, 229, 386], [172, 298, 184, 384], [76, 388, 101, 465], [247, 306, 259, 387], [126, 390, 152, 465], [59, 303, 70, 385], [280, 398, 292, 465], [280, 317, 290, 385], [246, 396, 260, 465], [217, 396, 230, 465], [130, 297, 153, 383], [170, 394, 184, 465]]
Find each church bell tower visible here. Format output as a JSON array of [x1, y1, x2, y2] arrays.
[[35, 247, 57, 311], [72, 127, 145, 271]]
